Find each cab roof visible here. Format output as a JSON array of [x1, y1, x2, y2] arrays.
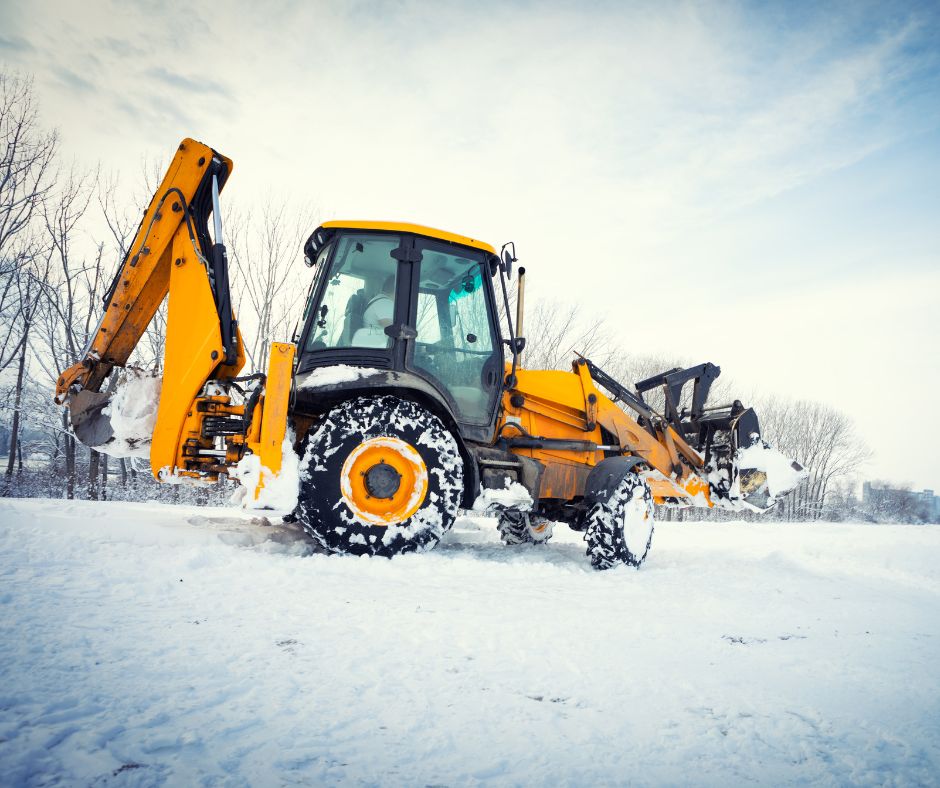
[[319, 220, 496, 256]]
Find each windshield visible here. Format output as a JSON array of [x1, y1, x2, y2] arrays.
[[305, 233, 400, 351]]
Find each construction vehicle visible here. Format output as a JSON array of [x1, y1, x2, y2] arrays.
[[56, 138, 802, 569]]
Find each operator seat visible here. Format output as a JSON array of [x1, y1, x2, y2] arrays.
[[340, 289, 366, 346]]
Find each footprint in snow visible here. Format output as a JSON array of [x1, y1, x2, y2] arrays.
[[112, 762, 145, 776], [722, 635, 767, 645], [722, 634, 808, 645]]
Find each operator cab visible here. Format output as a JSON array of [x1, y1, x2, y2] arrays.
[[297, 222, 505, 439]]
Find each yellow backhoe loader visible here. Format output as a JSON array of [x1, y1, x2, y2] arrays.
[[56, 138, 802, 569]]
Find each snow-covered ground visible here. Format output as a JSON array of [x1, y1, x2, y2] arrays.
[[1, 499, 938, 786]]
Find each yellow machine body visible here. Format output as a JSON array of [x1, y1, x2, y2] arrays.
[[56, 136, 797, 549], [501, 363, 712, 506]]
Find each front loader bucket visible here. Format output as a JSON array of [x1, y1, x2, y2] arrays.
[[701, 406, 805, 512], [733, 441, 805, 512], [70, 389, 115, 448]]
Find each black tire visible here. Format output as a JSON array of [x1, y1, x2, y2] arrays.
[[583, 472, 654, 570], [297, 395, 464, 557], [495, 508, 554, 545]]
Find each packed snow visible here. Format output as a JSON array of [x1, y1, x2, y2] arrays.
[[620, 478, 654, 558], [297, 364, 380, 389], [472, 480, 534, 512], [100, 368, 162, 458], [1, 498, 938, 785], [230, 432, 302, 512], [737, 440, 807, 501], [705, 440, 808, 513]]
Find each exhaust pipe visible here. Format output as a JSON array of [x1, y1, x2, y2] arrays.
[[515, 266, 526, 363]]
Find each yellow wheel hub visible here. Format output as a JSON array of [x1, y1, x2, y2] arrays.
[[340, 437, 429, 526]]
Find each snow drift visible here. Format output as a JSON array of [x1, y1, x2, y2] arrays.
[[1, 499, 938, 785]]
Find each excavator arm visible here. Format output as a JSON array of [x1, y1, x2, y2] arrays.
[[56, 138, 293, 488]]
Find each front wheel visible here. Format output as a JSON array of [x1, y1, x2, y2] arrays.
[[297, 396, 464, 557], [583, 472, 654, 570]]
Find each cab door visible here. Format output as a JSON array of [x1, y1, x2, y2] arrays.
[[408, 238, 503, 441]]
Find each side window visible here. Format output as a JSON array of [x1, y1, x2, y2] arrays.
[[449, 271, 494, 355], [413, 247, 499, 424], [416, 290, 442, 343], [305, 234, 399, 351]]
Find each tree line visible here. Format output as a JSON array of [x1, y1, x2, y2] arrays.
[[0, 69, 917, 522], [0, 71, 312, 504]]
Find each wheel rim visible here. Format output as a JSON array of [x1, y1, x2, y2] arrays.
[[340, 436, 429, 526]]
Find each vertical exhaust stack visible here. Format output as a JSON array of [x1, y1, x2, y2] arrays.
[[515, 266, 526, 366]]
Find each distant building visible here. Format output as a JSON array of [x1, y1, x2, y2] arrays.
[[862, 482, 940, 523]]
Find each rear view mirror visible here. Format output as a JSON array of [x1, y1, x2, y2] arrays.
[[501, 248, 514, 278]]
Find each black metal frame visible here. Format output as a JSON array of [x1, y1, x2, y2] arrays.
[[580, 356, 762, 466], [634, 363, 720, 430], [294, 228, 506, 443]]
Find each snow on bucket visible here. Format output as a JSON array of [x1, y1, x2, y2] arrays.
[[734, 440, 806, 511], [70, 367, 162, 459]]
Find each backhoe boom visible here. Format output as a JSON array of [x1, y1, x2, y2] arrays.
[[55, 138, 293, 489]]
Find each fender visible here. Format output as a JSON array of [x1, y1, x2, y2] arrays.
[[583, 456, 648, 505]]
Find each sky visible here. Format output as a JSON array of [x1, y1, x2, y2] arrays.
[[1, 0, 939, 490]]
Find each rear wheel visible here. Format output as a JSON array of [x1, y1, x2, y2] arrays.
[[583, 472, 654, 570], [297, 395, 464, 557]]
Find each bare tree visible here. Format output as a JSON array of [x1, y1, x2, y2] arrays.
[[30, 166, 102, 498], [228, 198, 316, 371], [0, 70, 59, 490], [518, 299, 614, 372], [0, 70, 57, 373], [0, 71, 57, 264], [2, 257, 50, 488], [757, 397, 871, 521], [97, 170, 167, 370]]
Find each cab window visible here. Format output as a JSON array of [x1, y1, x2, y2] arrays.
[[413, 247, 499, 424], [305, 234, 399, 351]]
